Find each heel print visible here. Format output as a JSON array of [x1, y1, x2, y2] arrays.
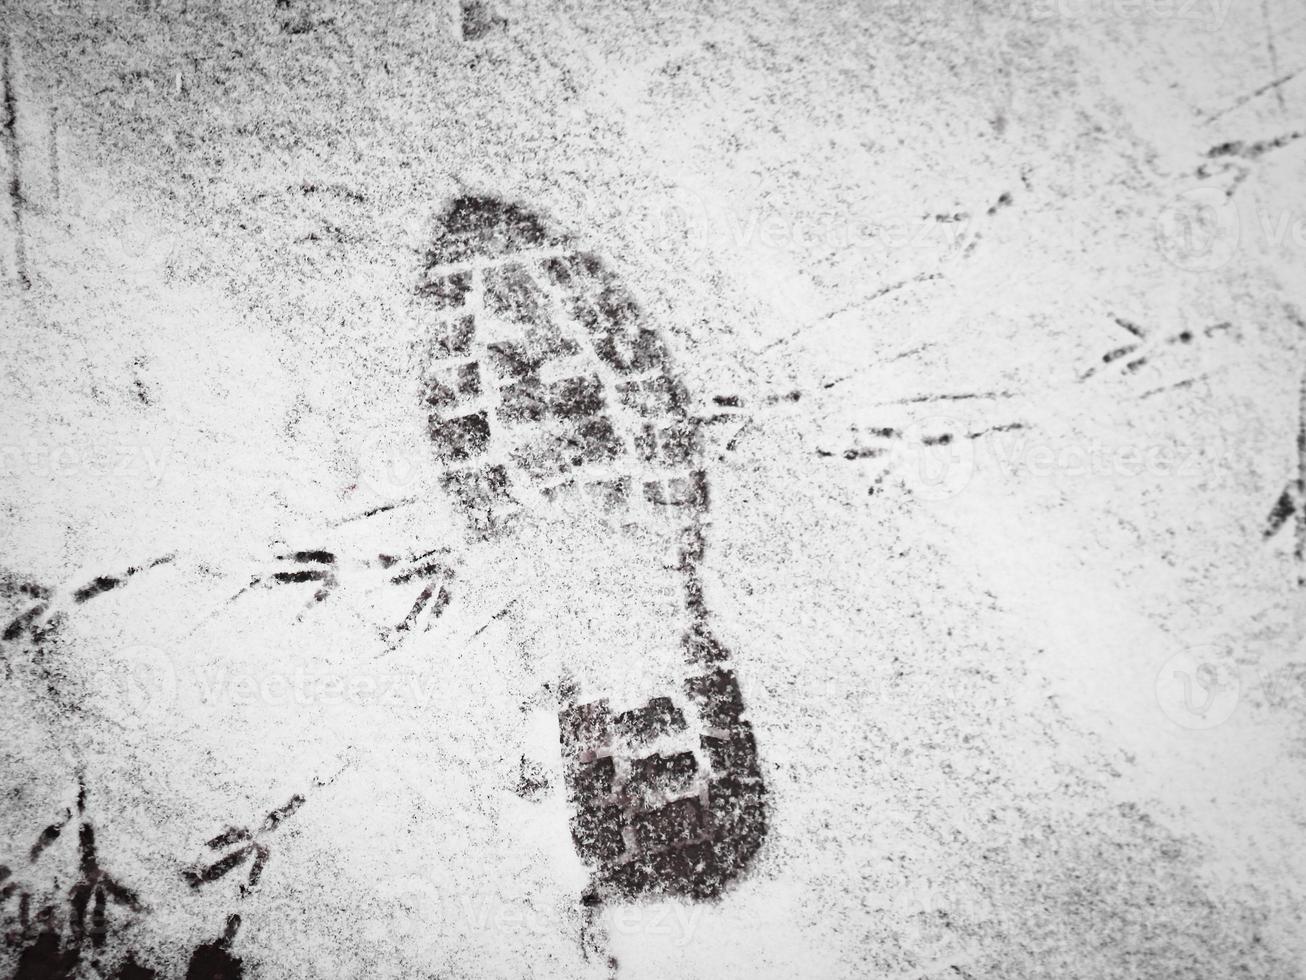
[[560, 659, 767, 900]]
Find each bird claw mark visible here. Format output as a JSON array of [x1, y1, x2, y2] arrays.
[[229, 542, 458, 644], [223, 547, 346, 621], [759, 272, 945, 355], [1079, 320, 1233, 383], [0, 602, 57, 644], [1193, 133, 1303, 198], [26, 809, 72, 864], [1111, 315, 1146, 339], [376, 548, 456, 644], [1204, 68, 1305, 123], [1139, 374, 1213, 399], [261, 550, 338, 614], [257, 794, 305, 835], [72, 555, 176, 605], [184, 794, 305, 896], [819, 422, 1025, 462], [1204, 130, 1304, 162], [1263, 365, 1306, 586], [391, 581, 451, 637], [2, 781, 148, 978], [686, 391, 798, 456], [985, 190, 1014, 215], [2, 557, 174, 646], [1263, 486, 1299, 540], [871, 391, 1016, 407], [176, 781, 338, 975]]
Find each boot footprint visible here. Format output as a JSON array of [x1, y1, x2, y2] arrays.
[[415, 194, 768, 901]]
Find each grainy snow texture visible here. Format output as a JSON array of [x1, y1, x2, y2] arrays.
[[2, 0, 1305, 978]]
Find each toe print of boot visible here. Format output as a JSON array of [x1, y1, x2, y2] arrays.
[[416, 195, 768, 901]]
